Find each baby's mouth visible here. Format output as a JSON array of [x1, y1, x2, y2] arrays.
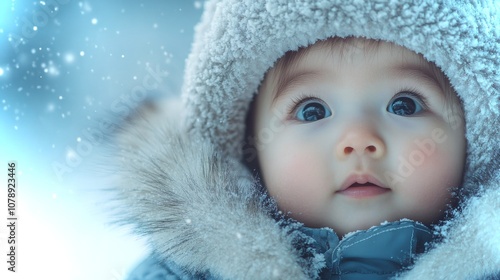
[[337, 175, 390, 198], [349, 182, 381, 188], [338, 183, 390, 198]]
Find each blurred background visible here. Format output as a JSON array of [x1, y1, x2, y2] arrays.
[[0, 1, 203, 279]]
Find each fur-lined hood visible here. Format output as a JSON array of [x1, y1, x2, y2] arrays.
[[111, 0, 500, 279]]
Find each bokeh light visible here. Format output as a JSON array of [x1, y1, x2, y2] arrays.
[[0, 1, 203, 279]]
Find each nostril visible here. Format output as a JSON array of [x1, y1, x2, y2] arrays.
[[366, 145, 376, 153], [344, 147, 354, 154], [337, 137, 385, 159]]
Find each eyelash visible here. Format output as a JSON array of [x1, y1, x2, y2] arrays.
[[394, 87, 430, 109], [286, 93, 319, 117]]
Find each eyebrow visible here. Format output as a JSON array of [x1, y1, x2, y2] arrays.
[[271, 60, 446, 104], [272, 70, 321, 104], [390, 62, 445, 95]]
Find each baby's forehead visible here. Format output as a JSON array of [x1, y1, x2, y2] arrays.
[[272, 38, 431, 78], [266, 38, 449, 98]]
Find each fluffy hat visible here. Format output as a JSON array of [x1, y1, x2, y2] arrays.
[[182, 0, 499, 194]]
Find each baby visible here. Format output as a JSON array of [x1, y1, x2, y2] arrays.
[[249, 37, 466, 237], [113, 1, 499, 279]]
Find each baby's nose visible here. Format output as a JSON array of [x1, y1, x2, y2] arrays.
[[335, 126, 386, 160]]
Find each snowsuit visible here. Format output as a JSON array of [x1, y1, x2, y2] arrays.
[[127, 220, 432, 279], [111, 0, 500, 279]]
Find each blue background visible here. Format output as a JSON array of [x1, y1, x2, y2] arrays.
[[0, 1, 203, 279]]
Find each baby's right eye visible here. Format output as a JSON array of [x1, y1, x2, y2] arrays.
[[386, 91, 427, 116], [293, 98, 332, 122]]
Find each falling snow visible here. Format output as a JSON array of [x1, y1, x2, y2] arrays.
[[64, 53, 75, 63], [1, 3, 202, 278]]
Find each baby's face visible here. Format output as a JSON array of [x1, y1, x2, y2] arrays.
[[253, 39, 466, 236]]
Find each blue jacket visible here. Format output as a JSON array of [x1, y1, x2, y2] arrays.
[[127, 221, 432, 279]]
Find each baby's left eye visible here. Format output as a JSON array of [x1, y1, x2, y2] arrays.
[[387, 93, 426, 116], [294, 98, 332, 122]]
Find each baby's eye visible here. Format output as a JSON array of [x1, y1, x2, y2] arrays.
[[387, 92, 426, 116], [294, 98, 332, 122]]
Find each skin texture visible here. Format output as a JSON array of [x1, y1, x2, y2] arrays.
[[253, 38, 466, 237]]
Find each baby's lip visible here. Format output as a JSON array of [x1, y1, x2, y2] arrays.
[[337, 174, 388, 192]]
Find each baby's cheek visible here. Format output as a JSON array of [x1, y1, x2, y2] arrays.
[[403, 140, 458, 219], [419, 135, 462, 183], [269, 151, 324, 210]]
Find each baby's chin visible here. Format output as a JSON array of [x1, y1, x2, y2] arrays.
[[290, 205, 446, 238]]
